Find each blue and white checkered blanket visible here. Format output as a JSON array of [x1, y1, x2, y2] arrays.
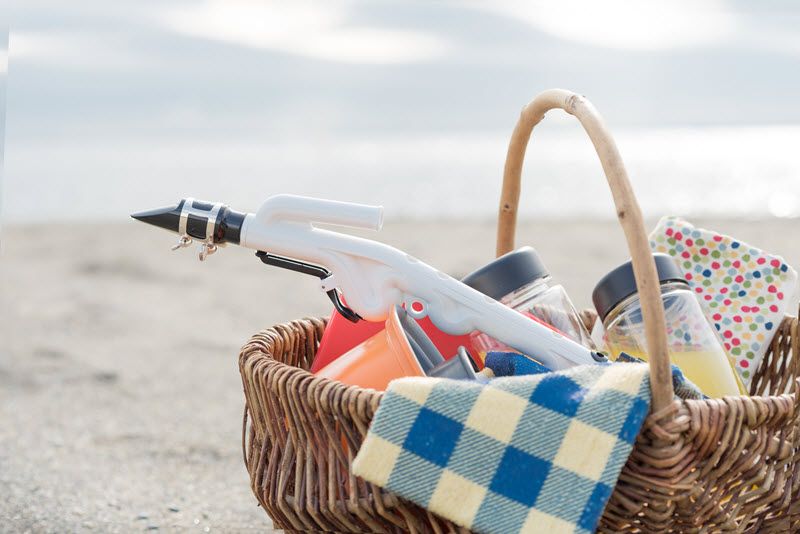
[[352, 363, 651, 534]]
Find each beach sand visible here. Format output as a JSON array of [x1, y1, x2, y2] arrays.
[[2, 218, 798, 532]]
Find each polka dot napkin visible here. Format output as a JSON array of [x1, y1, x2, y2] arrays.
[[650, 217, 798, 388]]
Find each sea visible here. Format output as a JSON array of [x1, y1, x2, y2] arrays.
[[2, 124, 799, 223]]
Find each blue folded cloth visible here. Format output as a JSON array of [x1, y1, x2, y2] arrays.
[[352, 363, 651, 534], [484, 351, 550, 377]]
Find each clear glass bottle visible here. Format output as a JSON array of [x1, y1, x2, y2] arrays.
[[462, 247, 594, 362], [593, 254, 746, 398]]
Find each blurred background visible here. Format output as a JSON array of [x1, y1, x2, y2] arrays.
[[2, 2, 799, 532], [4, 0, 800, 221]]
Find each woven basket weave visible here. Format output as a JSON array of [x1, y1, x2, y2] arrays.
[[239, 90, 800, 533]]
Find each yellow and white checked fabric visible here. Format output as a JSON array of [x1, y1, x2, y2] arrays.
[[352, 363, 651, 534]]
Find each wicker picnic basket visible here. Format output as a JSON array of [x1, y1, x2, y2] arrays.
[[238, 89, 800, 533]]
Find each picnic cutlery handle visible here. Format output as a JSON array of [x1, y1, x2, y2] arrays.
[[496, 89, 674, 412]]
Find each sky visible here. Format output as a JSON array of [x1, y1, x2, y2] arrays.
[[2, 1, 800, 222], [0, 27, 6, 230], [0, 28, 6, 186]]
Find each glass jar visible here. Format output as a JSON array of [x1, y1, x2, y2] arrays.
[[462, 247, 594, 362], [593, 254, 746, 398]]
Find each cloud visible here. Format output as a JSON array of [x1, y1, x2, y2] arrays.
[[0, 29, 6, 74], [156, 0, 449, 63], [474, 0, 738, 51], [742, 23, 800, 57], [9, 31, 147, 70]]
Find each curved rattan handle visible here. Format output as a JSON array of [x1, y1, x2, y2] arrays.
[[496, 89, 674, 411]]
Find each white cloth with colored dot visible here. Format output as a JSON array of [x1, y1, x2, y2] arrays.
[[649, 216, 798, 388]]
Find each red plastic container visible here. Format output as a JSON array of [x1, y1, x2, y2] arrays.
[[311, 308, 475, 373]]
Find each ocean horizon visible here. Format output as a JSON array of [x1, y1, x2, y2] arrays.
[[3, 123, 799, 223]]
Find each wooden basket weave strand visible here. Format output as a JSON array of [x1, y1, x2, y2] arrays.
[[239, 90, 800, 532]]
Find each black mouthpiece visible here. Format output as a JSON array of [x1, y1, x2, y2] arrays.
[[131, 203, 182, 232], [131, 198, 246, 245]]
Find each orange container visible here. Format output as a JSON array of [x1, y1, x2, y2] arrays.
[[315, 306, 425, 390]]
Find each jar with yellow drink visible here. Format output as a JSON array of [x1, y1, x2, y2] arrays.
[[593, 254, 746, 398]]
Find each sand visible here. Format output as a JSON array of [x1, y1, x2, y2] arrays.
[[2, 218, 798, 532]]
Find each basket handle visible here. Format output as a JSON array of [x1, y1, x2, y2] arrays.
[[496, 89, 674, 412]]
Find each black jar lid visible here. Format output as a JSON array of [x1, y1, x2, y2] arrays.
[[592, 253, 688, 322], [461, 246, 549, 300]]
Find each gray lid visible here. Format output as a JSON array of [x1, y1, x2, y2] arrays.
[[592, 253, 688, 322], [461, 246, 549, 300]]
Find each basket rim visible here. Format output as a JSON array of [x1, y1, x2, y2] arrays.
[[240, 311, 799, 411]]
